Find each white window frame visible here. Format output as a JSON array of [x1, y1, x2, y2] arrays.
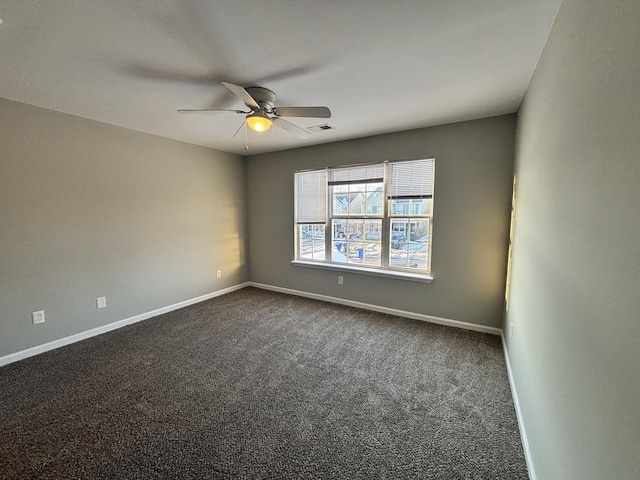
[[293, 158, 435, 282]]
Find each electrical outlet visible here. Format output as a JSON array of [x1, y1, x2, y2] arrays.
[[216, 270, 222, 278], [32, 310, 45, 325], [510, 322, 514, 339], [96, 297, 106, 309], [338, 275, 344, 285]]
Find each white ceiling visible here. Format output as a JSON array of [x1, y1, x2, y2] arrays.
[[0, 1, 562, 155]]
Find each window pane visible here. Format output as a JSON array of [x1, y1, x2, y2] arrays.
[[299, 224, 325, 260], [412, 219, 430, 242], [363, 219, 381, 266], [332, 189, 365, 216], [390, 243, 428, 270], [411, 199, 431, 215], [332, 219, 348, 263], [347, 219, 364, 240], [331, 182, 384, 217], [347, 241, 364, 263], [349, 184, 367, 215], [365, 186, 383, 215], [391, 201, 410, 216], [347, 192, 366, 215], [332, 194, 348, 215], [390, 198, 431, 216], [362, 242, 381, 266], [391, 220, 408, 246], [345, 220, 364, 263], [332, 219, 347, 240], [389, 218, 429, 271], [364, 219, 381, 241]]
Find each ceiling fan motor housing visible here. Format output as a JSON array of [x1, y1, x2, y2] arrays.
[[245, 87, 276, 111]]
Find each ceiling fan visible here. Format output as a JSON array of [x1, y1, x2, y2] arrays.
[[178, 82, 331, 139]]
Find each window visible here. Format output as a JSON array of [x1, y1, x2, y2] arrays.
[[294, 158, 435, 277]]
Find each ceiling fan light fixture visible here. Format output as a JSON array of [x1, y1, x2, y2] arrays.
[[246, 110, 273, 132]]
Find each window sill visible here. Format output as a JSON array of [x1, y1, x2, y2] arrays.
[[291, 260, 433, 283]]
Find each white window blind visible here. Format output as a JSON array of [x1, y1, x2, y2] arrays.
[[328, 163, 384, 185], [295, 169, 327, 224], [387, 158, 435, 199]]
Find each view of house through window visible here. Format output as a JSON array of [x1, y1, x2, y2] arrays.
[[295, 158, 435, 276]]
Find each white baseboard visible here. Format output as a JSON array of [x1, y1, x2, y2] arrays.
[[0, 283, 250, 367], [248, 282, 502, 336], [501, 334, 537, 480]]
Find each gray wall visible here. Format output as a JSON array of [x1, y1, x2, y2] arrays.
[[0, 98, 248, 358], [247, 115, 515, 329], [505, 1, 640, 478]]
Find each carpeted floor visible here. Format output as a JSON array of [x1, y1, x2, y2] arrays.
[[0, 287, 528, 479]]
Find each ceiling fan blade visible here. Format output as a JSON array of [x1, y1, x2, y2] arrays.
[[222, 82, 260, 109], [178, 108, 248, 113], [273, 106, 331, 118], [273, 117, 312, 139]]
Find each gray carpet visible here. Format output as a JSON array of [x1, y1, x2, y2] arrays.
[[0, 287, 527, 479]]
